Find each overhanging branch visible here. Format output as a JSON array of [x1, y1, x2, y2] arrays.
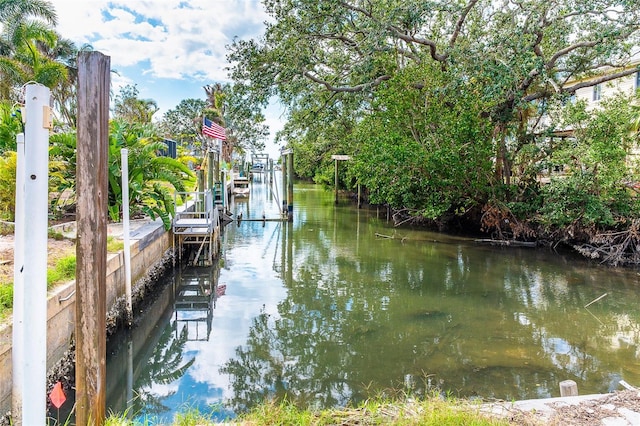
[[303, 70, 391, 92]]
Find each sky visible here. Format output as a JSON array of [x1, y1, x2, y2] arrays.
[[53, 0, 286, 156]]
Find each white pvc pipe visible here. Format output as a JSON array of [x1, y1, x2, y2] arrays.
[[21, 84, 50, 425], [11, 133, 25, 422], [121, 149, 132, 322]]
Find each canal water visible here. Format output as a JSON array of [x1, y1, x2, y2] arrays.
[[105, 175, 640, 423]]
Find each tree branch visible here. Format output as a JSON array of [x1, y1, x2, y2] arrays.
[[303, 70, 391, 92], [524, 66, 640, 102]]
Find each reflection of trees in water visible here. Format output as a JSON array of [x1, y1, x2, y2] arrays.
[[220, 311, 287, 413], [220, 203, 640, 410], [219, 306, 356, 414], [220, 256, 394, 415], [132, 321, 195, 415]]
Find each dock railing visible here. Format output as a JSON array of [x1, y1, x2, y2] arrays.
[[173, 190, 219, 235]]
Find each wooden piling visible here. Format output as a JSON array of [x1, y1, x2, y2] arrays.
[[331, 155, 351, 205], [281, 151, 288, 216], [559, 380, 578, 397], [334, 158, 339, 204], [287, 151, 294, 221], [75, 51, 110, 426], [207, 149, 214, 191]]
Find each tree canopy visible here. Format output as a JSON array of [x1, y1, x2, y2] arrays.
[[227, 0, 640, 260]]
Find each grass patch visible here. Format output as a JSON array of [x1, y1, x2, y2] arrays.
[[107, 236, 124, 252], [47, 255, 76, 288], [48, 228, 66, 240], [0, 283, 12, 321], [237, 396, 510, 426], [102, 395, 512, 425]]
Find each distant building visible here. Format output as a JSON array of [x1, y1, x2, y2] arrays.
[[534, 57, 640, 180]]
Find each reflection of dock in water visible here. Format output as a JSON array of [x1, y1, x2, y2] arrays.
[[174, 265, 223, 341]]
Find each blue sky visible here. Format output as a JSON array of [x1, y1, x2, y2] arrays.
[[54, 0, 285, 155]]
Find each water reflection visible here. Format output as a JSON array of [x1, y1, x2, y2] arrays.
[[107, 180, 640, 421]]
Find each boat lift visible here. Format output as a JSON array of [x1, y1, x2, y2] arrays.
[[172, 190, 220, 266]]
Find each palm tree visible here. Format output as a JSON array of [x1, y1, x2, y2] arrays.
[[0, 0, 57, 25], [47, 39, 93, 128], [0, 0, 65, 101]]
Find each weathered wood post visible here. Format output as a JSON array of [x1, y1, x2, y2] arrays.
[[334, 157, 338, 204], [281, 150, 288, 217], [76, 51, 110, 426], [559, 380, 578, 397], [287, 151, 294, 221], [207, 148, 214, 190], [331, 155, 351, 205]]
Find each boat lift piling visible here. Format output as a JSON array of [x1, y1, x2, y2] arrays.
[[281, 148, 294, 221]]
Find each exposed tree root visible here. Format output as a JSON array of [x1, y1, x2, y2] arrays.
[[572, 219, 640, 266]]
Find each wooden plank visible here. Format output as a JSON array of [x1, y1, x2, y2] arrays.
[[75, 51, 110, 426]]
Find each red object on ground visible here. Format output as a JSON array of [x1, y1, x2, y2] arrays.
[[50, 381, 66, 409]]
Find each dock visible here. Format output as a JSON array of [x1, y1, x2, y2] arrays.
[[172, 190, 220, 266]]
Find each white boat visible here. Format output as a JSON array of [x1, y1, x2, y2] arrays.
[[232, 177, 250, 197]]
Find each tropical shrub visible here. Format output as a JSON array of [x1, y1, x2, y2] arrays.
[[108, 120, 195, 229]]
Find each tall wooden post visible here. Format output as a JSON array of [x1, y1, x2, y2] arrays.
[[334, 158, 339, 204], [207, 149, 214, 190], [331, 155, 351, 205], [76, 51, 110, 426], [287, 151, 294, 221], [281, 151, 288, 217]]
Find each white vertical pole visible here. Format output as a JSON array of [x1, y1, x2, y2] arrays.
[[121, 148, 132, 323], [21, 83, 50, 425], [11, 133, 25, 423]]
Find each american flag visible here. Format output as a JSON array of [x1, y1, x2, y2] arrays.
[[202, 117, 226, 140]]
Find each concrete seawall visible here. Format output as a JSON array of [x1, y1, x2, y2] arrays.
[[0, 219, 170, 415]]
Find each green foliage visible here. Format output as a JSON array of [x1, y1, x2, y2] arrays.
[[158, 98, 208, 156], [49, 131, 77, 218], [236, 395, 509, 426], [0, 151, 16, 220], [537, 94, 640, 229], [229, 0, 640, 234], [0, 101, 22, 152], [540, 174, 616, 228], [113, 84, 159, 124], [224, 83, 269, 155], [172, 407, 217, 426], [0, 283, 12, 311], [349, 65, 494, 218], [108, 120, 195, 229]]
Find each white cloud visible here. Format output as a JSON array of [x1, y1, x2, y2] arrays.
[[55, 0, 268, 82], [54, 0, 287, 141]]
